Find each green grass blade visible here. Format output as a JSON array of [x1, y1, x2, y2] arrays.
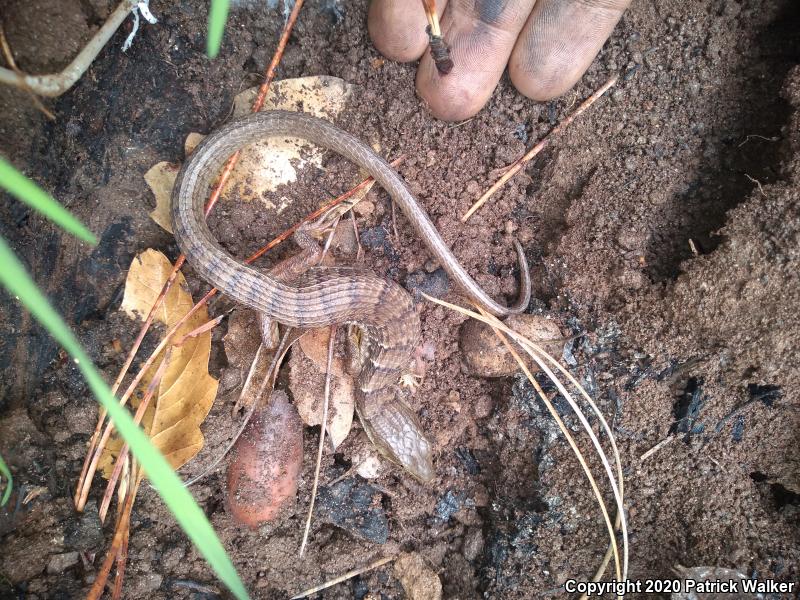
[[0, 237, 249, 599], [0, 452, 12, 507], [0, 158, 97, 245], [207, 0, 230, 58]]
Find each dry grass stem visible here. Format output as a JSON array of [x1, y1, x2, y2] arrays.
[[476, 306, 623, 588], [421, 0, 441, 36], [422, 293, 628, 589], [291, 556, 395, 599], [99, 352, 170, 522], [640, 435, 675, 461], [299, 324, 337, 556]]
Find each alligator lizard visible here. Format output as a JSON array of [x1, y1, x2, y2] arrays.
[[172, 110, 531, 482]]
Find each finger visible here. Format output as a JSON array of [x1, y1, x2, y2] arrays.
[[368, 0, 449, 63], [508, 0, 631, 101], [416, 0, 537, 122]]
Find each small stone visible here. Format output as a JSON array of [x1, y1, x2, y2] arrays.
[[353, 199, 375, 217], [433, 490, 465, 523], [132, 572, 163, 594], [424, 258, 439, 273], [517, 226, 533, 244], [64, 502, 104, 551], [405, 268, 449, 300], [360, 226, 386, 250], [473, 394, 494, 418], [355, 454, 383, 479], [447, 390, 461, 412], [460, 314, 563, 378], [462, 528, 484, 561], [46, 552, 79, 574], [393, 553, 442, 600], [160, 546, 186, 571], [465, 181, 480, 196], [332, 220, 359, 256], [65, 401, 96, 435], [315, 478, 388, 544]]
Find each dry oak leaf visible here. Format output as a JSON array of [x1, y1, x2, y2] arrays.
[[99, 249, 218, 475], [289, 332, 355, 451], [144, 161, 180, 234], [144, 76, 356, 234]]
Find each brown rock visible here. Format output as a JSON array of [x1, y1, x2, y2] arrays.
[[460, 314, 564, 378], [393, 553, 442, 600]]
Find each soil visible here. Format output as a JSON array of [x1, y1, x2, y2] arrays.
[[1, 0, 799, 598]]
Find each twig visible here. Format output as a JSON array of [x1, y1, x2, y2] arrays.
[[640, 435, 675, 461], [0, 24, 55, 119], [420, 0, 441, 36], [744, 173, 766, 197], [98, 353, 170, 522], [350, 210, 363, 261], [291, 556, 395, 599], [461, 75, 618, 222], [0, 0, 139, 97], [421, 0, 452, 74], [446, 116, 475, 130], [111, 478, 133, 600], [86, 473, 140, 600], [299, 324, 336, 556], [234, 342, 266, 414], [172, 313, 226, 347], [75, 258, 186, 509], [203, 0, 307, 220], [738, 134, 779, 148], [390, 198, 400, 243]]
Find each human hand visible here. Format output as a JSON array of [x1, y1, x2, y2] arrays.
[[368, 0, 631, 121]]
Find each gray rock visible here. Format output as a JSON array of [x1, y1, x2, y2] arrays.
[[405, 267, 449, 300], [46, 552, 79, 574], [65, 501, 104, 550], [315, 478, 388, 544], [462, 528, 484, 562]]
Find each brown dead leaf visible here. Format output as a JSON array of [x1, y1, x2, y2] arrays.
[[297, 327, 348, 377], [144, 133, 207, 233], [223, 75, 355, 208], [184, 132, 205, 156], [99, 249, 218, 476], [289, 340, 354, 450], [224, 309, 278, 412], [143, 162, 180, 234]]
